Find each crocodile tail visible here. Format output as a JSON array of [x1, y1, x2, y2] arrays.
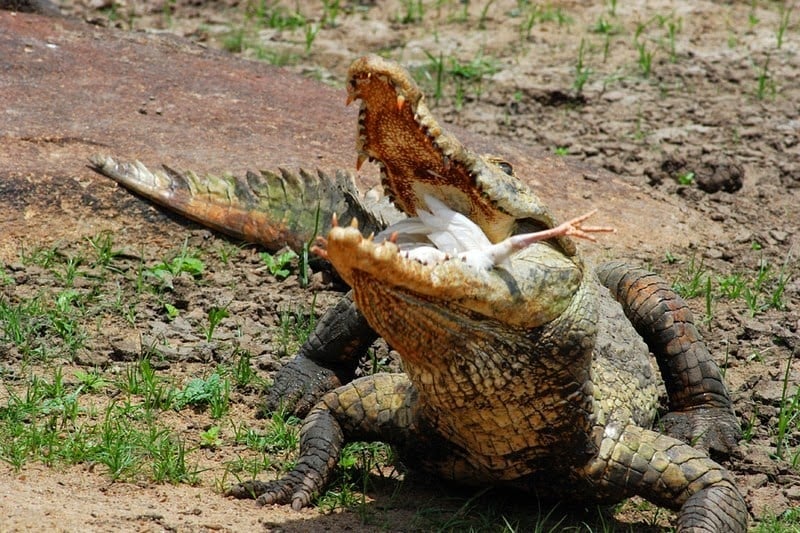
[[90, 154, 392, 252], [595, 261, 733, 412]]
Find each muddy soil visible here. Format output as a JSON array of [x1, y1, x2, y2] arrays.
[[2, 0, 799, 531]]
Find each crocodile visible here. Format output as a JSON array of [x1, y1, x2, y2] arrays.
[[92, 55, 747, 532]]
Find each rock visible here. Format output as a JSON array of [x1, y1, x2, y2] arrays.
[[769, 229, 789, 243], [738, 444, 781, 476], [739, 318, 772, 339], [648, 152, 744, 193], [110, 334, 141, 361], [74, 347, 110, 367], [695, 155, 745, 193], [785, 484, 800, 501], [752, 379, 798, 405], [747, 485, 790, 519]]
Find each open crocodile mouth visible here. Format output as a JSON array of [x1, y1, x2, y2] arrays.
[[313, 197, 589, 329], [346, 55, 519, 244]]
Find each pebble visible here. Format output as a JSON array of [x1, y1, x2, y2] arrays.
[[769, 229, 789, 243]]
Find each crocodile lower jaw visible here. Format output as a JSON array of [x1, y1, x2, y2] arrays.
[[314, 220, 577, 329]]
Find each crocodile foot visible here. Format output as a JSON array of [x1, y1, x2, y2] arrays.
[[259, 355, 345, 418], [227, 478, 311, 510], [228, 407, 343, 510], [661, 407, 741, 459]]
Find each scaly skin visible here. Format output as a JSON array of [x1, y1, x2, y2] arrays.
[[94, 55, 747, 531]]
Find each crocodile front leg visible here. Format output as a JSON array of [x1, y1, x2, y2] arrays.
[[584, 422, 747, 532], [230, 373, 417, 509], [596, 262, 740, 456], [260, 292, 379, 417]]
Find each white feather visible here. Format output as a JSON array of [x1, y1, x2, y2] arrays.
[[375, 194, 543, 271]]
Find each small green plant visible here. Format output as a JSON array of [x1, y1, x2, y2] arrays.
[[173, 372, 230, 418], [0, 266, 13, 286], [666, 18, 681, 62], [717, 273, 746, 299], [518, 3, 572, 40], [21, 244, 59, 268], [164, 303, 180, 321], [119, 358, 176, 411], [445, 53, 500, 109], [755, 55, 776, 100], [553, 146, 570, 156], [304, 23, 319, 54], [55, 255, 83, 287], [237, 410, 301, 453], [74, 369, 109, 393], [200, 426, 223, 449], [0, 297, 45, 357], [776, 4, 793, 49], [573, 39, 591, 94], [147, 429, 199, 484], [774, 352, 799, 460], [214, 242, 241, 264], [672, 255, 708, 299], [318, 441, 394, 511], [205, 305, 230, 341], [592, 16, 614, 34], [259, 250, 297, 279], [635, 39, 653, 77], [676, 171, 695, 185], [748, 1, 760, 29], [321, 0, 340, 27], [478, 0, 495, 30], [398, 0, 424, 24], [222, 28, 246, 54], [146, 240, 204, 287], [247, 0, 306, 29], [276, 297, 317, 356], [423, 51, 446, 104], [87, 231, 125, 270], [231, 349, 258, 388], [161, 0, 175, 27]]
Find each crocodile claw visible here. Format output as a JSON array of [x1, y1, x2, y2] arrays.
[[226, 479, 311, 510]]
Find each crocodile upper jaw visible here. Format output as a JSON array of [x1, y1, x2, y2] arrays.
[[346, 55, 519, 244]]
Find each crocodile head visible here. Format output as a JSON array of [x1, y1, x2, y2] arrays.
[[311, 56, 603, 329], [346, 54, 575, 256]]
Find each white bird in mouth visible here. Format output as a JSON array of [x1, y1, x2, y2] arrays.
[[375, 194, 614, 271]]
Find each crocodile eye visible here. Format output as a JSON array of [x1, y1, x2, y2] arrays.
[[497, 160, 514, 176]]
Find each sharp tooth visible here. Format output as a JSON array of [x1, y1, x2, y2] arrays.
[[331, 213, 339, 227], [345, 93, 355, 106], [396, 94, 406, 111], [388, 231, 398, 243], [356, 153, 367, 170], [367, 232, 374, 241], [349, 217, 359, 229]]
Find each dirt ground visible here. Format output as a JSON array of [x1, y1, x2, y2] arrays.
[[1, 0, 799, 531]]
